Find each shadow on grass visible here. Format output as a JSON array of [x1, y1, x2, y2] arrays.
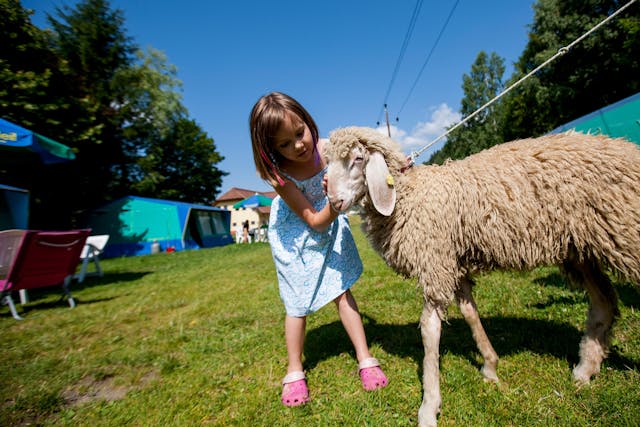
[[304, 314, 640, 378], [534, 271, 640, 308], [3, 295, 121, 319], [71, 271, 153, 292], [1, 271, 151, 320]]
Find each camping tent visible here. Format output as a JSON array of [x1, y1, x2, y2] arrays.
[[550, 91, 640, 145], [0, 184, 29, 230], [84, 196, 233, 258]]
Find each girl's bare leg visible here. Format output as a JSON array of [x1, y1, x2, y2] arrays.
[[285, 315, 307, 373], [334, 290, 372, 362]]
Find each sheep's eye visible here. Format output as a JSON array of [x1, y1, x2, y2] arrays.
[[350, 156, 363, 169]]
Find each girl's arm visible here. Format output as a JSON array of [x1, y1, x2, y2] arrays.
[[275, 180, 338, 232]]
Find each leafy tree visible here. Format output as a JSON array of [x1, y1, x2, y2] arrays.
[[428, 51, 505, 164], [133, 117, 227, 204], [114, 47, 227, 204], [113, 47, 186, 164], [502, 0, 640, 141]]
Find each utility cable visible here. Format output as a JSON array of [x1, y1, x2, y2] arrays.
[[377, 0, 424, 124], [397, 0, 461, 116]]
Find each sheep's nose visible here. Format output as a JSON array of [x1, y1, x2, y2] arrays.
[[328, 196, 343, 211]]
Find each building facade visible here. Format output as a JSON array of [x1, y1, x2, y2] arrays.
[[213, 187, 276, 242]]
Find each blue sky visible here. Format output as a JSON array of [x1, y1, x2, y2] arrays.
[[24, 0, 535, 195]]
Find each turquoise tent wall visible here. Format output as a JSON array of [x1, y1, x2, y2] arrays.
[[551, 92, 640, 144], [85, 196, 232, 257], [0, 184, 29, 230]]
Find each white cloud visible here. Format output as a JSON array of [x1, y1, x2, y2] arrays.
[[375, 103, 461, 159]]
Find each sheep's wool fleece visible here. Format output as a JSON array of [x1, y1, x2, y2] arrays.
[[327, 127, 640, 315]]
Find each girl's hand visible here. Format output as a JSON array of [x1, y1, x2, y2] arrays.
[[275, 178, 337, 232], [322, 174, 328, 194]]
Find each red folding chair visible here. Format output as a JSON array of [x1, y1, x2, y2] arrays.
[[0, 229, 91, 320]]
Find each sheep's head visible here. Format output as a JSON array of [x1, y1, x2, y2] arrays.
[[325, 127, 405, 216]]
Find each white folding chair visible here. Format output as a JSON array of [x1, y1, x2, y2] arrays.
[[75, 235, 110, 283]]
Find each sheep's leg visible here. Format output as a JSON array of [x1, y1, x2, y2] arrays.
[[567, 261, 619, 384], [418, 303, 442, 427], [456, 278, 499, 382]]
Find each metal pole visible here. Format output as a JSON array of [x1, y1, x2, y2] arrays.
[[384, 104, 391, 137]]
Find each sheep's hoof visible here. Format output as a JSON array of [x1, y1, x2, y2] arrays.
[[418, 398, 441, 427], [417, 408, 439, 427], [572, 373, 592, 387], [572, 364, 595, 385], [481, 366, 499, 383]]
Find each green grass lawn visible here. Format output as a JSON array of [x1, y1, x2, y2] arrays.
[[2, 217, 639, 426]]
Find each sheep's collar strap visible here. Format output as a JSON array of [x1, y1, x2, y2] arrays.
[[400, 156, 415, 173]]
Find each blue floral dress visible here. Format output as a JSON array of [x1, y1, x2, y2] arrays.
[[268, 167, 363, 317]]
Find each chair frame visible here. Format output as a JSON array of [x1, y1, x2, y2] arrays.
[[75, 234, 109, 283], [1, 229, 90, 320]]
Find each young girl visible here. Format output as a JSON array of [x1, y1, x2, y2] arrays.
[[249, 92, 388, 406]]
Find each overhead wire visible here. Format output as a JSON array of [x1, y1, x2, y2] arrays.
[[397, 0, 461, 116], [377, 0, 424, 125]]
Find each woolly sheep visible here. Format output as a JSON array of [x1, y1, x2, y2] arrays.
[[324, 126, 640, 427]]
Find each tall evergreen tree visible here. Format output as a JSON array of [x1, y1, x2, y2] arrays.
[[46, 0, 137, 224], [0, 0, 59, 130]]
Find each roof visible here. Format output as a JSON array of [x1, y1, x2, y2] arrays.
[[96, 195, 227, 213], [215, 187, 277, 203]]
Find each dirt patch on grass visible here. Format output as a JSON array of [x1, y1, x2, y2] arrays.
[[62, 370, 159, 407]]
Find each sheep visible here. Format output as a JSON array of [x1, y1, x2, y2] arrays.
[[323, 126, 640, 427]]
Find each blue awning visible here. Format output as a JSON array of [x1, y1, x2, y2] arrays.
[[0, 118, 75, 164]]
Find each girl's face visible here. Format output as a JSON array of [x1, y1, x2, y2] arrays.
[[272, 112, 315, 165]]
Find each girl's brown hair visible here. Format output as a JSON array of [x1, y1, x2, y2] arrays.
[[249, 92, 319, 187]]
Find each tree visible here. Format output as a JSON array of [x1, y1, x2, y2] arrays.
[[428, 51, 505, 164], [0, 0, 59, 129], [113, 47, 186, 167], [133, 117, 227, 204], [46, 0, 137, 207], [115, 47, 227, 204], [502, 0, 640, 141]]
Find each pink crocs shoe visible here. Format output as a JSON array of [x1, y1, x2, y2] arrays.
[[281, 371, 310, 407], [358, 357, 388, 391]]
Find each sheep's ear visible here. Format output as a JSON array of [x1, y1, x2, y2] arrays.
[[365, 151, 396, 216]]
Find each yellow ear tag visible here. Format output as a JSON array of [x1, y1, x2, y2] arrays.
[[386, 174, 394, 186]]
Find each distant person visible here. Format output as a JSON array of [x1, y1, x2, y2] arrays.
[[242, 220, 249, 243], [249, 92, 387, 407]]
